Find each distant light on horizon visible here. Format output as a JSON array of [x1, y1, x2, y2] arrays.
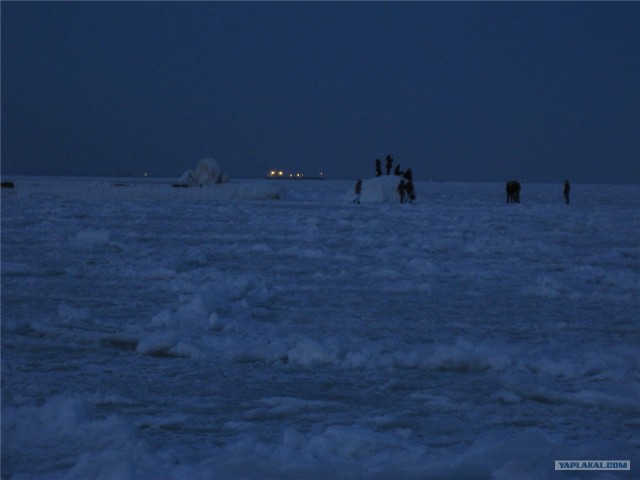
[[267, 169, 324, 179]]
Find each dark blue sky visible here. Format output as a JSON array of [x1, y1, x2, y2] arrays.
[[2, 2, 639, 182]]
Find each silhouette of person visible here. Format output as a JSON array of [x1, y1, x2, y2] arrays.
[[403, 168, 413, 181], [375, 159, 382, 177], [506, 180, 521, 203], [386, 155, 393, 175], [405, 179, 416, 203], [354, 179, 363, 204], [394, 165, 403, 176], [397, 179, 406, 203], [563, 180, 570, 205]]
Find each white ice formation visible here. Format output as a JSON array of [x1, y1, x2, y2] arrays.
[[350, 175, 406, 203], [179, 158, 228, 185]]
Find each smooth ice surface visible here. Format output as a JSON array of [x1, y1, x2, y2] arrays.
[[2, 176, 639, 479]]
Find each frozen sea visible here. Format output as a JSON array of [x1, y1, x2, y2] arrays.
[[2, 176, 639, 480]]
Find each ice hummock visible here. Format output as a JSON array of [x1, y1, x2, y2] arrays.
[[347, 175, 413, 203], [178, 158, 228, 185]]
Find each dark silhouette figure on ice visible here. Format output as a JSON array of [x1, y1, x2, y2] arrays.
[[405, 179, 416, 203], [564, 180, 571, 205], [375, 159, 382, 177], [354, 179, 363, 204], [397, 179, 406, 203], [386, 155, 393, 175], [506, 181, 521, 203]]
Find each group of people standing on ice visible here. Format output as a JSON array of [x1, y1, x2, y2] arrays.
[[353, 154, 417, 204], [505, 180, 522, 203], [506, 179, 571, 204], [379, 155, 417, 203], [357, 157, 571, 206], [375, 156, 392, 176], [372, 155, 417, 204], [397, 170, 416, 204]]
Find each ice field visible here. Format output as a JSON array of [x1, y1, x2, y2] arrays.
[[2, 176, 639, 479]]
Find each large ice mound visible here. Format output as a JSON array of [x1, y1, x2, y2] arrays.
[[179, 158, 228, 185]]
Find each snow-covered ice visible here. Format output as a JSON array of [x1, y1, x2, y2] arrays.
[[2, 176, 638, 479]]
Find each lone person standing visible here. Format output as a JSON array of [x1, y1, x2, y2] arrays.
[[397, 179, 406, 203], [354, 179, 363, 204], [405, 179, 416, 203], [563, 180, 571, 205]]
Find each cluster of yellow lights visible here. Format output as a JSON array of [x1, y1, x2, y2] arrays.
[[268, 170, 304, 178]]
